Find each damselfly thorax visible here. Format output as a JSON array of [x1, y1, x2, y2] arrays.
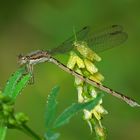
[[18, 50, 51, 65]]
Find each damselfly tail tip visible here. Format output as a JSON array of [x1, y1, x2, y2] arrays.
[[129, 101, 140, 108], [135, 103, 140, 107]]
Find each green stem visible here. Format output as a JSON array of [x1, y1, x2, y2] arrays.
[[18, 124, 44, 140], [90, 118, 106, 140], [0, 122, 7, 140]]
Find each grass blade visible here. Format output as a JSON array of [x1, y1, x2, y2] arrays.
[[53, 93, 103, 128], [45, 131, 60, 140], [45, 86, 60, 129]]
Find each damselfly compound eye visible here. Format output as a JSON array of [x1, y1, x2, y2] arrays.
[[18, 54, 28, 65]]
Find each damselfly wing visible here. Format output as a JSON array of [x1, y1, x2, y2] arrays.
[[49, 25, 128, 55], [18, 25, 140, 107], [49, 26, 90, 54]]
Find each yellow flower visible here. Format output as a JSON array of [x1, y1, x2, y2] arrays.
[[83, 109, 92, 120], [90, 87, 97, 98], [77, 86, 84, 103], [74, 68, 84, 85], [84, 59, 98, 74], [93, 110, 101, 120], [67, 40, 107, 138], [93, 72, 104, 82], [89, 75, 101, 84], [76, 56, 85, 68], [74, 41, 101, 61], [95, 125, 106, 137], [67, 51, 77, 69], [92, 105, 108, 121], [67, 51, 85, 69]]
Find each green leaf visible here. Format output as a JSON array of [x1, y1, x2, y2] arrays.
[[3, 67, 26, 97], [0, 121, 7, 140], [3, 67, 31, 99], [45, 86, 60, 129], [84, 94, 104, 111], [45, 131, 60, 140], [53, 93, 103, 128], [12, 74, 31, 99], [0, 67, 31, 140]]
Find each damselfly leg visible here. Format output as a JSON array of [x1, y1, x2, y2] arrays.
[[26, 64, 34, 84]]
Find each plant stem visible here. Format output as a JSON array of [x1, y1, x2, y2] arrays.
[[0, 122, 7, 140], [18, 124, 44, 140]]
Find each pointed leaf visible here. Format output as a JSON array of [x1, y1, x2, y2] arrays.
[[45, 131, 60, 140], [45, 86, 60, 129], [12, 74, 31, 99], [1, 67, 31, 140], [3, 67, 26, 97], [53, 93, 103, 128]]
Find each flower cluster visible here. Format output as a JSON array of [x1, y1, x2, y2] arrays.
[[67, 41, 108, 139], [0, 92, 28, 129]]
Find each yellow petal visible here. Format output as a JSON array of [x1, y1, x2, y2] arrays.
[[95, 125, 105, 137], [84, 59, 98, 74], [92, 52, 102, 62], [74, 41, 101, 61], [67, 51, 85, 69], [76, 56, 85, 68], [93, 110, 101, 120], [95, 105, 108, 115], [83, 109, 92, 119], [93, 72, 104, 82], [90, 88, 97, 98], [67, 51, 77, 69], [89, 75, 101, 84], [74, 68, 84, 85], [77, 86, 84, 103]]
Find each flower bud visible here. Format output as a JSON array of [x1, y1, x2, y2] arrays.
[[95, 105, 108, 115], [67, 51, 77, 69], [74, 68, 84, 85], [89, 87, 97, 98], [93, 72, 104, 82], [74, 41, 101, 61], [95, 125, 106, 138], [89, 75, 101, 84], [83, 109, 92, 120], [77, 86, 84, 103], [84, 59, 98, 74], [67, 51, 85, 69]]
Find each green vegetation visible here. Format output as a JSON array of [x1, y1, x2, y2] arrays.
[[0, 68, 103, 140]]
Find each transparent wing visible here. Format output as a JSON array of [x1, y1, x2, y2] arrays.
[[49, 25, 128, 54], [85, 25, 128, 52], [49, 26, 90, 55]]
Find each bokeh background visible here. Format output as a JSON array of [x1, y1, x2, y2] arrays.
[[0, 0, 140, 140]]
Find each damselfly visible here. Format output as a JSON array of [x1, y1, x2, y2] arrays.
[[18, 25, 140, 107]]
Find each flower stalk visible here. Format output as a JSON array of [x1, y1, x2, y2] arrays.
[[67, 41, 108, 139]]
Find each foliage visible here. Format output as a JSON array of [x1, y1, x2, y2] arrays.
[[0, 67, 31, 140], [0, 67, 103, 140], [45, 86, 103, 140]]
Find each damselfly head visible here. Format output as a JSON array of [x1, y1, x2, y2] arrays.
[[18, 54, 28, 66]]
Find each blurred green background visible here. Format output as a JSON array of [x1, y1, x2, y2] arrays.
[[0, 0, 140, 140]]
